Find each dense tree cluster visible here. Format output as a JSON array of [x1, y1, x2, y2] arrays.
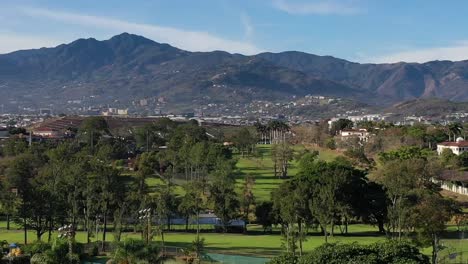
[[254, 120, 290, 144], [0, 117, 466, 264], [268, 241, 429, 264], [0, 117, 239, 249], [269, 155, 384, 256]]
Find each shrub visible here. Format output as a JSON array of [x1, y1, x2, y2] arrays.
[[0, 241, 9, 255], [114, 159, 126, 167], [24, 239, 82, 264], [112, 238, 161, 263], [0, 255, 31, 264], [458, 152, 468, 167], [22, 241, 52, 255], [371, 240, 429, 264], [30, 253, 52, 264], [325, 138, 336, 150], [296, 241, 429, 264], [91, 243, 99, 257]]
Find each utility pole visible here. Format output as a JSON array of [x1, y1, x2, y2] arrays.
[[58, 224, 76, 264], [138, 208, 152, 244]]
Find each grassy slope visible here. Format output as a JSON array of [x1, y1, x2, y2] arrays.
[[144, 143, 343, 201], [234, 145, 291, 201], [234, 144, 342, 201]]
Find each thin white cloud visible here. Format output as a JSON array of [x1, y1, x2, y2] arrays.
[[240, 13, 254, 40], [0, 33, 64, 54], [272, 0, 361, 15], [18, 7, 262, 55], [368, 41, 468, 63]]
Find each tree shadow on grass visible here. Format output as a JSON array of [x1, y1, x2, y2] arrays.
[[442, 230, 468, 239], [236, 166, 272, 172], [164, 241, 278, 257], [205, 246, 279, 257], [254, 183, 286, 187]]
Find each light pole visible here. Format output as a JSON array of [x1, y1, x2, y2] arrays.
[[58, 224, 76, 263], [138, 208, 152, 244]]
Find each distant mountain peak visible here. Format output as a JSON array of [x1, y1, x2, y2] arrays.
[[108, 32, 155, 44], [0, 33, 467, 113], [67, 37, 100, 48]]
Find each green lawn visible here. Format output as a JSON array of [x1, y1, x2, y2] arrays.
[[161, 226, 385, 257], [234, 145, 287, 201], [136, 144, 342, 201], [234, 144, 342, 201], [4, 223, 467, 258], [305, 145, 343, 162], [3, 222, 468, 258], [0, 223, 387, 257], [145, 176, 185, 196]]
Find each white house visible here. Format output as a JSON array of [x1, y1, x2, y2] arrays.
[[340, 129, 371, 142], [437, 137, 468, 155]]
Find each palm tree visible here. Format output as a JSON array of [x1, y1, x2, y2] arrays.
[[463, 123, 468, 140], [267, 121, 277, 144], [278, 122, 290, 142], [264, 124, 271, 144], [254, 121, 268, 144], [448, 123, 463, 141], [268, 120, 286, 144]]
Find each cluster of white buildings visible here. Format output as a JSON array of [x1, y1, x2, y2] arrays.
[[102, 108, 128, 116], [328, 114, 388, 129], [346, 114, 389, 123], [339, 129, 372, 142]]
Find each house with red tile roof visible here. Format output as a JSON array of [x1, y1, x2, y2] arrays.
[[437, 137, 468, 155]]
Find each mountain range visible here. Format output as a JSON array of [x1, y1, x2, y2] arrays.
[[0, 33, 467, 112]]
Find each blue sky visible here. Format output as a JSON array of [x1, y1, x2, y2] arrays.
[[1, 0, 468, 63]]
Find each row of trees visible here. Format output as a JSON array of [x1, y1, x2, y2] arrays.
[[0, 116, 465, 264], [268, 154, 381, 256], [372, 147, 459, 263], [254, 120, 290, 144], [0, 117, 245, 250], [268, 240, 429, 264], [1, 142, 126, 246], [260, 147, 459, 263]]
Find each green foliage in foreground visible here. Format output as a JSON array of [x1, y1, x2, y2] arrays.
[[25, 239, 81, 264], [269, 241, 429, 264], [111, 238, 162, 264]]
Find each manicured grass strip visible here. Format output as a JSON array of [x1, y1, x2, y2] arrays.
[[0, 224, 386, 257]]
